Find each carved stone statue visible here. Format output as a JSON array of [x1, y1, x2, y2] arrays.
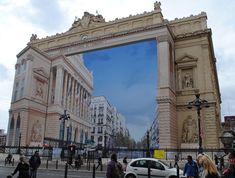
[[154, 1, 161, 10], [182, 72, 193, 88], [182, 115, 198, 143], [70, 12, 105, 30], [31, 120, 42, 142], [30, 34, 37, 42], [35, 81, 43, 98]]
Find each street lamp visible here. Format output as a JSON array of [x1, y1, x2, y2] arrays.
[[219, 130, 235, 153], [59, 110, 70, 147], [146, 130, 150, 158], [103, 131, 107, 158], [187, 94, 210, 153]]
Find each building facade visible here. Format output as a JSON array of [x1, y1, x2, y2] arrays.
[[0, 129, 6, 146], [90, 96, 127, 149], [7, 50, 93, 147], [7, 2, 221, 149]]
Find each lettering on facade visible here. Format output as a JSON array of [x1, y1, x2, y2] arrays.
[[182, 115, 198, 143]]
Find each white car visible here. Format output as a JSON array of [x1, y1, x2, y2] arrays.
[[124, 157, 185, 178]]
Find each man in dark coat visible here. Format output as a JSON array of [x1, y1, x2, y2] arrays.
[[29, 151, 41, 178]]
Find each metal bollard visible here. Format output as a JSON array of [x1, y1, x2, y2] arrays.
[[92, 164, 96, 178], [64, 162, 68, 178], [177, 164, 179, 178], [46, 159, 49, 169], [12, 158, 14, 166], [148, 162, 151, 178], [56, 160, 58, 169], [88, 161, 90, 171]]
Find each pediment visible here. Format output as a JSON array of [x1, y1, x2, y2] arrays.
[[176, 54, 198, 64]]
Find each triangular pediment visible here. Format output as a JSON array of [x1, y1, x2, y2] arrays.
[[176, 54, 198, 64]]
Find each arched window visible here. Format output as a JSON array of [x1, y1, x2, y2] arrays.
[[74, 128, 78, 143], [14, 114, 21, 146], [80, 130, 84, 143], [8, 115, 15, 146], [68, 125, 72, 143], [59, 121, 65, 143]]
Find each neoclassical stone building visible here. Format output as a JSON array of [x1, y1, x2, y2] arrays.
[[7, 47, 93, 147], [7, 1, 221, 149]]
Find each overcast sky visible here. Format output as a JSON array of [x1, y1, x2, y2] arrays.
[[0, 0, 235, 140]]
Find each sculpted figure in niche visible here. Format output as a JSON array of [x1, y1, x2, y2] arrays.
[[31, 120, 42, 142], [182, 72, 193, 88], [35, 81, 43, 98], [182, 116, 198, 143]]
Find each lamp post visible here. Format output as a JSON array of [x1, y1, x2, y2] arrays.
[[187, 94, 209, 153], [103, 131, 107, 158], [146, 130, 150, 158], [59, 110, 70, 147], [219, 130, 235, 153]]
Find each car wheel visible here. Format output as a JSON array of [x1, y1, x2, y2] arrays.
[[169, 176, 177, 178], [126, 174, 136, 178]]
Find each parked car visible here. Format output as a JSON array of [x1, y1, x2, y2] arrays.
[[124, 157, 185, 178]]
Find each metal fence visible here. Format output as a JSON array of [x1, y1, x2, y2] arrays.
[[0, 146, 231, 161]]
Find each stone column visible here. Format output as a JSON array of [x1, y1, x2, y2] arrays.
[[156, 35, 177, 149], [54, 65, 63, 105], [74, 81, 78, 115], [70, 78, 75, 112], [66, 74, 71, 109], [24, 56, 34, 97], [63, 71, 68, 107]]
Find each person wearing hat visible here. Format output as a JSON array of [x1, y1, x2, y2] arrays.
[[11, 155, 29, 178]]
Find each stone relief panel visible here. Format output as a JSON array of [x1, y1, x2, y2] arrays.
[[30, 120, 42, 143], [182, 115, 198, 143], [182, 69, 193, 89], [35, 80, 44, 99]]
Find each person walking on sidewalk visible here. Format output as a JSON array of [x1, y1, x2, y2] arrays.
[[183, 155, 199, 178], [29, 151, 41, 178], [106, 153, 123, 178], [96, 156, 102, 170], [223, 151, 235, 178], [198, 154, 219, 178], [11, 155, 30, 178]]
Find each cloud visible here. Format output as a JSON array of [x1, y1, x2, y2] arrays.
[[0, 0, 235, 137]]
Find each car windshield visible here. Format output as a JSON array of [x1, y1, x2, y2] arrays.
[[158, 160, 170, 168]]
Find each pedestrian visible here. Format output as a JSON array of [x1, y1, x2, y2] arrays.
[[219, 156, 225, 172], [198, 154, 219, 178], [174, 154, 179, 167], [223, 151, 235, 178], [122, 156, 128, 171], [96, 156, 102, 170], [11, 155, 30, 178], [106, 153, 123, 178], [214, 155, 219, 169], [183, 155, 199, 178], [29, 151, 41, 178], [75, 154, 82, 169]]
